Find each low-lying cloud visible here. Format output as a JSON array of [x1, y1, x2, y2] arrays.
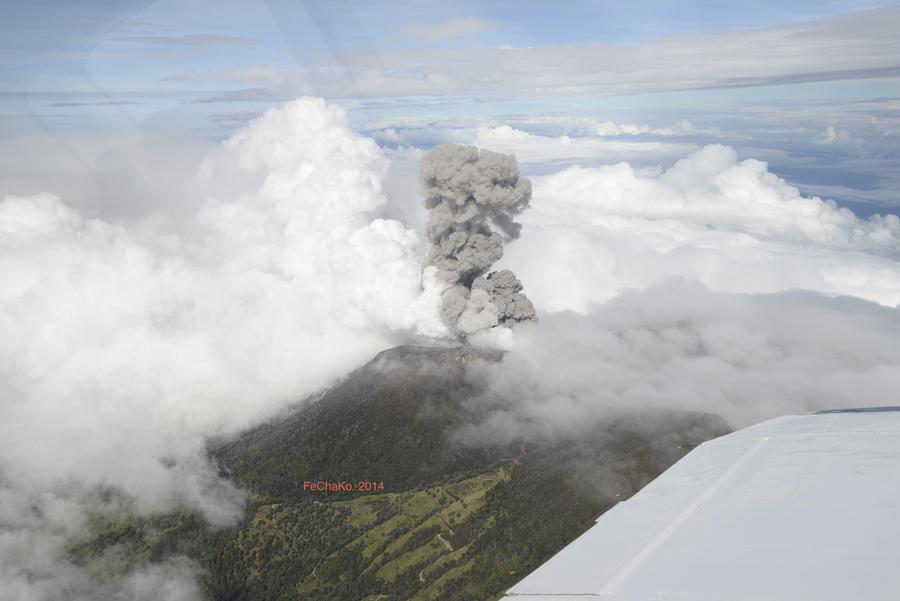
[[458, 282, 900, 447]]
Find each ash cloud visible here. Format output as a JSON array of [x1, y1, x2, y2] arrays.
[[420, 144, 536, 336]]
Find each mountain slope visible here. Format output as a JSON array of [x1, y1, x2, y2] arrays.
[[203, 345, 729, 600], [213, 345, 510, 502], [72, 345, 729, 600]]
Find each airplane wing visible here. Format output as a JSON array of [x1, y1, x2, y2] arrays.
[[501, 407, 900, 601]]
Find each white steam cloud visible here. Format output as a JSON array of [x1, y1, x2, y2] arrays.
[[0, 97, 439, 599]]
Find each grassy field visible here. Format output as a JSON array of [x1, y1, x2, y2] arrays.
[[231, 465, 514, 600]]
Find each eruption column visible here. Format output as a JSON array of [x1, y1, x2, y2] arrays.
[[420, 143, 536, 336]]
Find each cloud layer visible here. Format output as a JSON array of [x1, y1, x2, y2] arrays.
[[171, 7, 900, 100], [459, 281, 900, 446], [501, 144, 900, 312], [3, 95, 900, 599]]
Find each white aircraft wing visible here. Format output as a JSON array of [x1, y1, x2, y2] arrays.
[[501, 408, 900, 601]]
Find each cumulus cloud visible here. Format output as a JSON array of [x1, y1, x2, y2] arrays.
[[501, 144, 900, 312], [0, 97, 441, 598], [815, 125, 864, 148]]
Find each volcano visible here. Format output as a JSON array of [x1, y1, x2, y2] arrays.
[[76, 345, 729, 601]]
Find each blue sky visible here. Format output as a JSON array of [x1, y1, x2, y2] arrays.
[[4, 0, 899, 94], [2, 1, 900, 215]]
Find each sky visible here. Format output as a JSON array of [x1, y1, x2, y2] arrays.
[[3, 2, 900, 600], [2, 1, 900, 213]]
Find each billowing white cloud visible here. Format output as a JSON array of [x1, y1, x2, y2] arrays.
[[0, 97, 442, 599], [500, 144, 900, 311]]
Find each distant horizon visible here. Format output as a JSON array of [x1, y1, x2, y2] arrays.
[[3, 2, 900, 215]]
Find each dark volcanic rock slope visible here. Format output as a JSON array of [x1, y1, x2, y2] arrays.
[[201, 345, 729, 601], [213, 345, 510, 502], [71, 346, 729, 601]]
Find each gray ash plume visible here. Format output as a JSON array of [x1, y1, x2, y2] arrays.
[[420, 144, 536, 336]]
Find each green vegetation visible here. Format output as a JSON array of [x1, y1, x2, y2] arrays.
[[68, 346, 730, 601], [218, 465, 514, 601], [67, 510, 208, 570]]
